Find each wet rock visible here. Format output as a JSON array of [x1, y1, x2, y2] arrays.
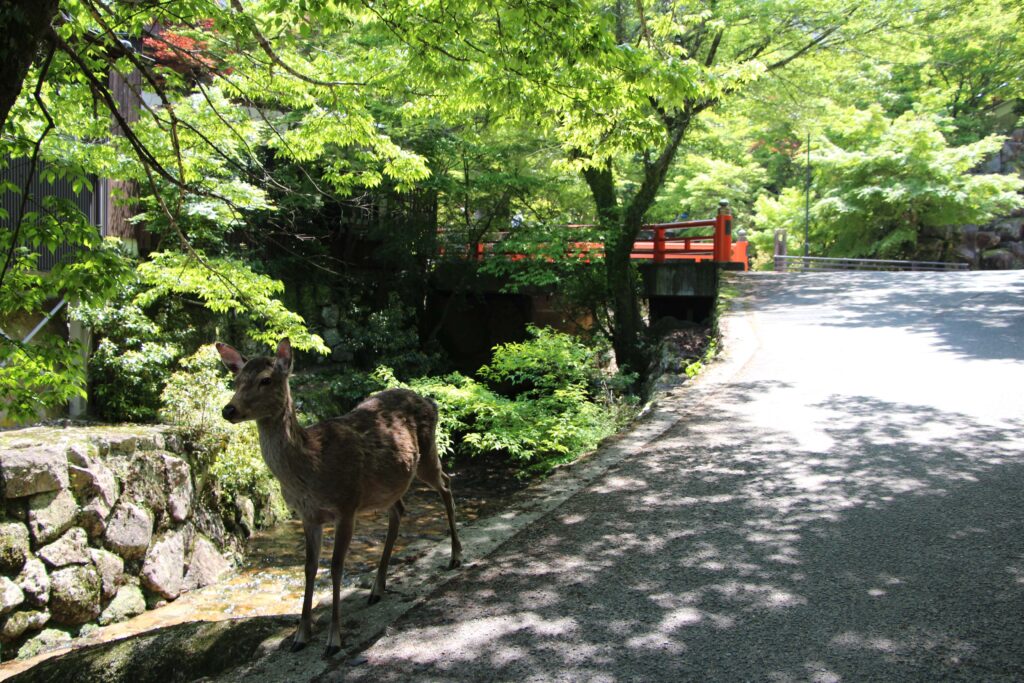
[[0, 609, 49, 642], [17, 627, 72, 659], [104, 502, 153, 561], [37, 527, 90, 568], [16, 557, 49, 607], [183, 536, 232, 592], [49, 565, 101, 625], [0, 576, 24, 615], [27, 488, 78, 546], [89, 548, 124, 601], [141, 531, 184, 600], [0, 444, 69, 499], [97, 584, 146, 626], [0, 521, 30, 573]]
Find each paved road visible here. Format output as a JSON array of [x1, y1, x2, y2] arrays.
[[333, 271, 1024, 682]]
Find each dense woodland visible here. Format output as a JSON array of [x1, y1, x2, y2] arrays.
[[1, 1, 1023, 493]]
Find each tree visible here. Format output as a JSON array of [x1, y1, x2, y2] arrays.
[[751, 108, 1024, 260], [363, 0, 897, 376]]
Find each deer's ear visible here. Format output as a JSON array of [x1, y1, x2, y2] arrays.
[[275, 338, 293, 375], [215, 342, 247, 376]]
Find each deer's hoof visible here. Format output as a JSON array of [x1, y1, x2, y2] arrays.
[[290, 639, 308, 653], [448, 557, 462, 570], [367, 592, 382, 606], [324, 645, 341, 658]]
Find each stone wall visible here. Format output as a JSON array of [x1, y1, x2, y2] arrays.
[[961, 128, 1024, 269], [0, 425, 239, 661]]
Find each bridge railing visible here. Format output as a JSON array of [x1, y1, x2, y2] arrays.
[[772, 229, 969, 272], [774, 255, 969, 272], [443, 200, 748, 269]]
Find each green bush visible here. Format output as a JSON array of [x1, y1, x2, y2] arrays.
[[373, 327, 634, 475], [478, 325, 601, 398], [72, 280, 182, 423], [160, 346, 288, 527]]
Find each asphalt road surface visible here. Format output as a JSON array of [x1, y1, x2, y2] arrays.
[[333, 271, 1024, 683]]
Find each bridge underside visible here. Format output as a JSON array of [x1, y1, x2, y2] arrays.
[[427, 261, 729, 368]]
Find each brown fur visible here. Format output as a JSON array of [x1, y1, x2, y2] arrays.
[[215, 339, 462, 656]]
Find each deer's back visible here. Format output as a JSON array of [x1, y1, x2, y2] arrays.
[[304, 388, 438, 514]]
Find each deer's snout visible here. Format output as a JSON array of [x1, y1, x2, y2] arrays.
[[222, 404, 240, 422]]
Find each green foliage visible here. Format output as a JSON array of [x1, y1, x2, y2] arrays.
[[374, 328, 633, 475], [160, 346, 287, 526], [0, 234, 135, 423], [71, 278, 181, 422], [478, 325, 602, 398], [751, 110, 1024, 260], [137, 251, 328, 355]]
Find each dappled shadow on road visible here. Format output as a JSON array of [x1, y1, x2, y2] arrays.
[[331, 381, 1024, 682], [732, 271, 1024, 362]]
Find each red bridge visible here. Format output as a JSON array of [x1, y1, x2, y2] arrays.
[[452, 201, 748, 270]]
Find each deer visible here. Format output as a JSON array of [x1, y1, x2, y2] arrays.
[[215, 338, 462, 657]]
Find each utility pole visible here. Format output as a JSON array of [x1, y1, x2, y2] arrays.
[[804, 131, 811, 261]]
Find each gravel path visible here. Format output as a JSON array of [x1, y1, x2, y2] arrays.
[[322, 271, 1024, 682]]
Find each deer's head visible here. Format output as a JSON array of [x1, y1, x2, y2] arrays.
[[215, 338, 294, 423]]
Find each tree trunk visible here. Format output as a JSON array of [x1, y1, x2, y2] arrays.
[[0, 0, 60, 134], [605, 231, 646, 376]]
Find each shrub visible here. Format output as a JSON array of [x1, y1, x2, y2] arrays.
[[160, 346, 288, 527], [72, 280, 182, 422], [374, 327, 634, 475]]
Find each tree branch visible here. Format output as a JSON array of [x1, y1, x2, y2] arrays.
[[229, 0, 367, 87], [0, 42, 57, 295]]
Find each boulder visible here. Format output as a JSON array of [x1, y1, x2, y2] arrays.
[[16, 557, 49, 607], [37, 527, 91, 568], [976, 230, 1001, 249], [164, 456, 192, 523], [183, 536, 233, 592], [66, 443, 119, 508], [77, 497, 112, 540], [27, 488, 78, 546], [0, 445, 69, 499], [0, 521, 30, 573], [141, 531, 184, 600], [97, 584, 146, 626], [89, 548, 124, 601], [0, 576, 24, 615], [17, 627, 72, 659], [103, 502, 153, 561], [235, 495, 255, 538], [49, 565, 101, 625], [0, 609, 49, 643]]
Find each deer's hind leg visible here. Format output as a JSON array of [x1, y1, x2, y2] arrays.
[[417, 448, 463, 569], [369, 499, 404, 605]]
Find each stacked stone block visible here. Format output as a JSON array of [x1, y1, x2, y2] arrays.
[[0, 427, 236, 660]]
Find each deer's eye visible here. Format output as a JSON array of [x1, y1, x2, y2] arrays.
[[259, 377, 272, 386]]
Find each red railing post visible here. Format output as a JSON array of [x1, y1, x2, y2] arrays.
[[654, 226, 666, 263], [714, 200, 733, 263]]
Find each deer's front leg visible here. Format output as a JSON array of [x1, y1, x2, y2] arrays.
[[292, 520, 323, 652], [325, 511, 355, 657]]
